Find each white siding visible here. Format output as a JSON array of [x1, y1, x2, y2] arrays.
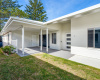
[[71, 12, 100, 59], [12, 30, 39, 48], [2, 33, 9, 47], [45, 22, 71, 50], [47, 23, 62, 50], [61, 22, 71, 50]]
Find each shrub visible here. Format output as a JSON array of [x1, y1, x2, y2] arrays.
[[0, 48, 4, 55], [2, 45, 15, 55]]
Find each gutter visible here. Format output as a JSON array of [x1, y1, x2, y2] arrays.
[[1, 17, 13, 35]]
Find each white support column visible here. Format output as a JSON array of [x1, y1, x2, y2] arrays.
[[40, 29, 42, 51], [22, 27, 24, 55], [46, 28, 48, 53]]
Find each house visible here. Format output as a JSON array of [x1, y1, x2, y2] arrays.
[[1, 4, 100, 59]]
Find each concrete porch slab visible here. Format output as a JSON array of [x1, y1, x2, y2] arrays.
[[17, 47, 60, 57]]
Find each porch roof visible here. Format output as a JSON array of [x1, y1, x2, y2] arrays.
[[1, 17, 45, 35]]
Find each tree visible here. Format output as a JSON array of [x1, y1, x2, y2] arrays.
[[25, 0, 48, 22], [0, 0, 28, 31], [11, 8, 29, 18], [0, 0, 21, 31]]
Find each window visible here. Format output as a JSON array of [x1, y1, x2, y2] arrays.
[[95, 29, 100, 48], [66, 34, 71, 37], [88, 28, 100, 48], [52, 33, 56, 44], [67, 38, 71, 41], [88, 29, 94, 47], [67, 42, 71, 45]]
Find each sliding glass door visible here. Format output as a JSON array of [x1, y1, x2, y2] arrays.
[[88, 28, 100, 48], [95, 29, 100, 48], [88, 29, 94, 47]]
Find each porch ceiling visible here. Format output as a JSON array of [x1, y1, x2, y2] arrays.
[[2, 20, 57, 34]]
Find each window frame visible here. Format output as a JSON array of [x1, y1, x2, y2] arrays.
[[87, 27, 100, 48], [88, 28, 94, 47], [52, 33, 56, 44]]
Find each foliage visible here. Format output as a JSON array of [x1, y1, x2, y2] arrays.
[[0, 48, 4, 55], [11, 7, 29, 18], [25, 0, 48, 22], [0, 0, 27, 31], [2, 45, 15, 55]]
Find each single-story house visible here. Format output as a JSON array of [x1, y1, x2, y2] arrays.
[[1, 4, 100, 59]]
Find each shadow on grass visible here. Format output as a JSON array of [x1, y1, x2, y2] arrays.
[[0, 54, 86, 80], [22, 55, 86, 80]]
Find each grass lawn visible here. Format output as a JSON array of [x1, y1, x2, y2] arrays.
[[0, 53, 100, 80]]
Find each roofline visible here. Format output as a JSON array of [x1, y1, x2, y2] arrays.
[[1, 3, 100, 34], [1, 17, 44, 34], [11, 17, 44, 24], [1, 17, 13, 34], [44, 3, 100, 25]]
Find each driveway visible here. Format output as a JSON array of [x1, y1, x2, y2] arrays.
[[49, 50, 100, 69], [17, 47, 100, 69]]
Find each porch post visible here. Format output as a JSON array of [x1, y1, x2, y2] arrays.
[[22, 26, 24, 55], [40, 29, 42, 51], [46, 28, 48, 53]]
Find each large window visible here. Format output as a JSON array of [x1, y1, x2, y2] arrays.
[[95, 29, 100, 48], [88, 28, 100, 48], [88, 29, 94, 47], [52, 33, 56, 44]]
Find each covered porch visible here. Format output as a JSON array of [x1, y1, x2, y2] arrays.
[[2, 17, 71, 57], [17, 47, 74, 58], [17, 47, 59, 57], [4, 17, 58, 55]]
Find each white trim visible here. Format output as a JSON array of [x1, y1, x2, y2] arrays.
[[12, 20, 43, 27], [40, 29, 42, 51], [1, 17, 12, 33], [22, 27, 24, 55], [44, 3, 100, 24], [46, 28, 48, 53], [11, 17, 43, 24], [1, 20, 13, 35], [1, 4, 100, 35]]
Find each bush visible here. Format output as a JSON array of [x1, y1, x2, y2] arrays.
[[0, 49, 4, 55], [2, 45, 15, 55]]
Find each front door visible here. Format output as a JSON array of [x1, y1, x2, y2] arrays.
[[43, 35, 46, 47], [39, 34, 49, 47]]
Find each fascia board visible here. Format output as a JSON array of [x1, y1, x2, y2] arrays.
[[44, 3, 100, 25]]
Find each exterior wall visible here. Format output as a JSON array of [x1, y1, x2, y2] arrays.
[[2, 32, 12, 47], [12, 29, 39, 49], [61, 22, 71, 50], [46, 23, 62, 50], [71, 12, 100, 59], [2, 33, 9, 47], [45, 22, 71, 50]]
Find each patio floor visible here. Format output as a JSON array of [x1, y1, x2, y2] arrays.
[[16, 47, 100, 69], [17, 47, 74, 57]]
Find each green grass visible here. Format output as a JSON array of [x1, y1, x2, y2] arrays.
[[0, 53, 100, 80]]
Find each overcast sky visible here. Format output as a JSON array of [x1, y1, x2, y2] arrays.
[[17, 0, 100, 21]]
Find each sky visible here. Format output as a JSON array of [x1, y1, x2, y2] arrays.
[[17, 0, 100, 21]]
